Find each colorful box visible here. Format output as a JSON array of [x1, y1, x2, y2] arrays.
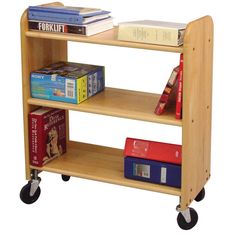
[[124, 138, 182, 165], [29, 107, 66, 167], [124, 156, 181, 188], [30, 61, 105, 104]]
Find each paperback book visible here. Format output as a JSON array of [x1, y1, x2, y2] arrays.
[[176, 53, 183, 119], [29, 107, 66, 167]]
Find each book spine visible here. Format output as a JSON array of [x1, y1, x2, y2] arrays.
[[77, 76, 88, 103], [28, 21, 87, 35], [176, 53, 183, 119], [28, 11, 83, 24], [124, 138, 182, 165], [118, 26, 179, 46], [29, 114, 43, 167]]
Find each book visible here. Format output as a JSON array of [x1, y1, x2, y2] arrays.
[[124, 156, 181, 188], [29, 107, 66, 167], [176, 53, 183, 119], [28, 5, 110, 25], [124, 138, 182, 165], [28, 17, 114, 36], [30, 61, 105, 104], [118, 20, 186, 46], [154, 66, 179, 115]]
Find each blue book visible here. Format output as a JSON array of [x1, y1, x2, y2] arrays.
[[28, 6, 110, 25], [124, 157, 181, 188]]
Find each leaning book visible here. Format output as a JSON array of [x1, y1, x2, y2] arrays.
[[29, 107, 66, 167], [118, 20, 186, 46]]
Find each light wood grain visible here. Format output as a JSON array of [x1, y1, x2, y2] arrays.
[[180, 16, 213, 210], [21, 2, 67, 180], [31, 141, 181, 196], [27, 87, 181, 126], [25, 27, 183, 53]]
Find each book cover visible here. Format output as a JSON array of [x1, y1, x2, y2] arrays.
[[124, 156, 181, 188], [30, 61, 105, 104], [118, 20, 186, 46], [29, 107, 66, 167], [124, 138, 182, 165], [154, 66, 179, 115], [28, 17, 113, 36], [28, 5, 110, 24], [176, 53, 183, 119]]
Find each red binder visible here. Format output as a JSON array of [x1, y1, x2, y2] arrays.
[[124, 138, 182, 165]]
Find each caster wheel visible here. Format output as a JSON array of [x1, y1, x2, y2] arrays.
[[20, 182, 41, 204], [177, 208, 198, 230], [195, 188, 205, 202], [62, 174, 70, 182]]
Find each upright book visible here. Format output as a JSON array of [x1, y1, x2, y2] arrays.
[[28, 5, 110, 24], [176, 53, 184, 119], [124, 138, 182, 165], [29, 107, 66, 167], [118, 20, 186, 46], [155, 66, 179, 115]]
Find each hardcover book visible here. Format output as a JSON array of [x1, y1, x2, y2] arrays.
[[28, 5, 110, 25], [124, 138, 182, 165], [176, 53, 183, 119], [29, 107, 66, 167], [30, 61, 105, 104], [155, 66, 179, 115], [28, 17, 113, 36], [124, 156, 181, 188], [118, 20, 186, 46]]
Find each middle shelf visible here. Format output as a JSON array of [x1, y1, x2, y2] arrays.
[[28, 87, 182, 126]]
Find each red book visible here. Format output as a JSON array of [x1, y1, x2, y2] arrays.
[[176, 53, 183, 119], [29, 107, 66, 167], [124, 138, 182, 165], [154, 66, 179, 115]]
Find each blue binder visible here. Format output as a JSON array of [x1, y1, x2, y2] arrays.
[[124, 156, 181, 188]]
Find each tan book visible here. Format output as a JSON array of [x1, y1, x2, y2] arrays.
[[118, 20, 186, 46]]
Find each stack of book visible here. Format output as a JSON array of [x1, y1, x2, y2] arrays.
[[155, 53, 184, 119], [30, 61, 105, 104], [124, 138, 182, 188], [28, 5, 114, 36]]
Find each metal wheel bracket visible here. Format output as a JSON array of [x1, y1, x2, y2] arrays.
[[30, 170, 41, 197], [176, 205, 191, 223]]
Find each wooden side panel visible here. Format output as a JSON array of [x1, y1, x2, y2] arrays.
[[180, 16, 213, 210], [21, 7, 67, 179]]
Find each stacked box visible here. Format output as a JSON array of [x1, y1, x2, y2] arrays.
[[30, 61, 105, 104], [124, 138, 182, 187], [124, 157, 181, 188]]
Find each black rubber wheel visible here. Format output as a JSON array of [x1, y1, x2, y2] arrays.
[[20, 182, 41, 204], [62, 174, 70, 182], [195, 188, 205, 202], [177, 208, 198, 230]]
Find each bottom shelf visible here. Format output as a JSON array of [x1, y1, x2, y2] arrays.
[[31, 141, 181, 196]]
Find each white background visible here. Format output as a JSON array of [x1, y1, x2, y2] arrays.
[[0, 0, 235, 235]]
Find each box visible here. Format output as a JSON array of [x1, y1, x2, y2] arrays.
[[30, 61, 105, 104], [124, 156, 181, 188], [29, 107, 66, 167], [124, 138, 182, 165]]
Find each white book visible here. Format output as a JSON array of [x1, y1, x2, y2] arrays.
[[118, 20, 186, 46]]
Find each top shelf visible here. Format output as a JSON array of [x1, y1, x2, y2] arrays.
[[25, 27, 183, 53]]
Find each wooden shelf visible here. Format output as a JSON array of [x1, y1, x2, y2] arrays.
[[25, 27, 183, 53], [28, 87, 182, 126], [31, 141, 181, 196]]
